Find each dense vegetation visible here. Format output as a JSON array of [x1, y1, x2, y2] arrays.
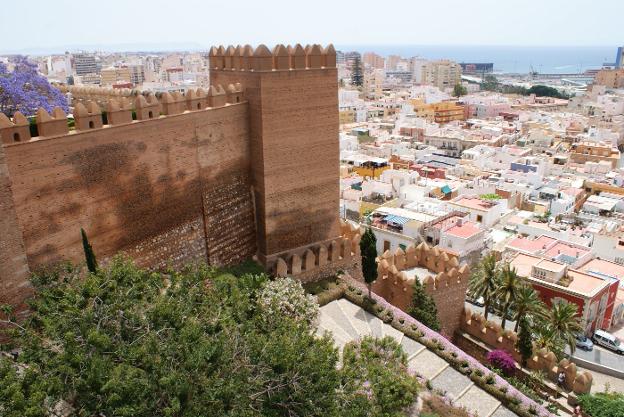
[[480, 75, 571, 99], [0, 258, 420, 417], [578, 391, 624, 417]]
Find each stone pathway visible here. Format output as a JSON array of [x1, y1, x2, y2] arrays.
[[318, 299, 520, 417]]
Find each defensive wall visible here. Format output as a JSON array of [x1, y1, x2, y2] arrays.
[[0, 43, 345, 310], [461, 307, 593, 394], [372, 241, 471, 337]]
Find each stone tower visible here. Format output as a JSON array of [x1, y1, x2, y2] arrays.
[[209, 44, 341, 266]]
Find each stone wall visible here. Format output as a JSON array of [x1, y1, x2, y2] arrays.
[[461, 306, 593, 394], [0, 144, 31, 315], [372, 242, 470, 337], [210, 44, 341, 265], [0, 89, 255, 309]]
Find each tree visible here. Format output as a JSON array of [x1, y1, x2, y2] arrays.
[[0, 57, 68, 117], [360, 227, 378, 298], [496, 264, 522, 330], [544, 299, 583, 355], [408, 279, 440, 331], [256, 277, 319, 329], [468, 253, 499, 320], [0, 258, 347, 417], [512, 285, 546, 332], [351, 54, 363, 87], [526, 85, 569, 100], [517, 317, 534, 366], [453, 83, 467, 97], [80, 228, 98, 273], [480, 74, 499, 91], [340, 336, 419, 416]]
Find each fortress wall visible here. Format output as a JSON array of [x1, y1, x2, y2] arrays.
[[2, 103, 254, 276], [211, 44, 340, 262], [0, 144, 31, 312]]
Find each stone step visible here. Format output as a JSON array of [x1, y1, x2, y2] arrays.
[[365, 312, 384, 338], [321, 300, 361, 340], [318, 309, 356, 347], [407, 348, 449, 380], [337, 298, 372, 337], [400, 336, 426, 361], [430, 366, 473, 401], [489, 404, 518, 417], [455, 384, 502, 417], [381, 322, 404, 343]]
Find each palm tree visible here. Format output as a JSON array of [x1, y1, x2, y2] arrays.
[[468, 253, 499, 320], [545, 300, 583, 355], [512, 285, 546, 332], [496, 264, 522, 330]]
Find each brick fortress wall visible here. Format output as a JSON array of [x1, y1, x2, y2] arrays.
[[0, 85, 256, 309], [209, 44, 341, 270], [0, 43, 343, 310]]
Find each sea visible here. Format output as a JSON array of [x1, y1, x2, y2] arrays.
[[335, 45, 618, 75]]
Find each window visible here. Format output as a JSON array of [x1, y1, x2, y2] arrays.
[[383, 240, 390, 252], [88, 121, 94, 129], [13, 132, 20, 142], [476, 215, 483, 223], [148, 111, 153, 118]]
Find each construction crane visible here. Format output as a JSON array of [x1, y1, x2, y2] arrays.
[[529, 64, 539, 79]]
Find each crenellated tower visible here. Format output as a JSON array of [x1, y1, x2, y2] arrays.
[[209, 44, 340, 268]]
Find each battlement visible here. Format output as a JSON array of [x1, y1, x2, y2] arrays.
[[209, 43, 336, 72], [461, 307, 592, 394], [372, 241, 470, 336], [272, 220, 361, 282], [0, 84, 245, 145]]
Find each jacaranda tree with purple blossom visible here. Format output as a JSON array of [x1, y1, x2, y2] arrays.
[[0, 57, 68, 118]]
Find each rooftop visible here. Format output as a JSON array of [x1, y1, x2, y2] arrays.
[[450, 196, 497, 212], [443, 220, 482, 239], [507, 235, 557, 254], [577, 258, 624, 285]]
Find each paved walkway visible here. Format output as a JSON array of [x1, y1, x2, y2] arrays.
[[318, 299, 520, 417]]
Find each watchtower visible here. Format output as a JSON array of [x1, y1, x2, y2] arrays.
[[209, 43, 340, 266]]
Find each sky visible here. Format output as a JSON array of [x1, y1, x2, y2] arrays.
[[1, 0, 623, 53]]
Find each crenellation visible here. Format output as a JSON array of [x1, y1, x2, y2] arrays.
[[462, 307, 593, 394], [0, 112, 31, 144], [106, 97, 133, 125], [210, 43, 338, 72], [36, 107, 69, 137], [74, 101, 103, 131]]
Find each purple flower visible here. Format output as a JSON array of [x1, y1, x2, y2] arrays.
[[0, 56, 68, 118], [487, 350, 517, 376]]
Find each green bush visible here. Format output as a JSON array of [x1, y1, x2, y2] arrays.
[[578, 391, 624, 417]]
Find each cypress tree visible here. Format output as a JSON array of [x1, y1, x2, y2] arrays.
[[81, 228, 98, 273], [517, 317, 534, 366], [359, 227, 378, 298], [408, 279, 440, 331]]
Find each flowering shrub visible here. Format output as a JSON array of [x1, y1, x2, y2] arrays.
[[341, 277, 554, 417], [487, 350, 517, 376], [257, 277, 319, 328]]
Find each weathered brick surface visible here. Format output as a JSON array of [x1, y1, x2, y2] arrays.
[[211, 67, 341, 262], [0, 144, 31, 311], [2, 104, 254, 277]]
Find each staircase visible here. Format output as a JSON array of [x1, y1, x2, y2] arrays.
[[318, 299, 521, 417]]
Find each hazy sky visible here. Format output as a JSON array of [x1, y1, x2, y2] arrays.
[[2, 0, 622, 52]]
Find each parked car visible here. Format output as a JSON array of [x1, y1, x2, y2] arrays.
[[575, 334, 593, 351], [466, 296, 485, 307], [592, 330, 624, 355]]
